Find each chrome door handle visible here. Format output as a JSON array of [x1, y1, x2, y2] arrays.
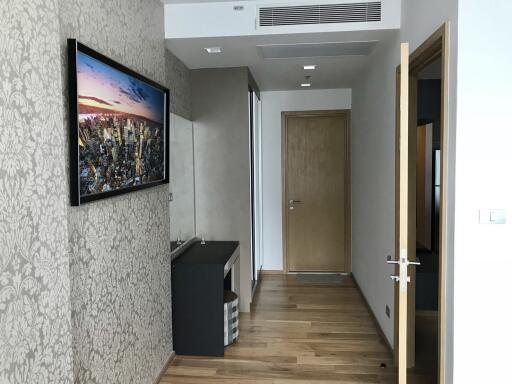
[[288, 199, 302, 204], [386, 255, 399, 265], [388, 253, 420, 290], [386, 255, 420, 266], [390, 275, 410, 283]]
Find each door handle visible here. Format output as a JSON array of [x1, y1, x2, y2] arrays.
[[390, 275, 411, 283], [387, 253, 420, 290], [386, 255, 421, 267], [288, 199, 302, 204], [386, 255, 399, 265]]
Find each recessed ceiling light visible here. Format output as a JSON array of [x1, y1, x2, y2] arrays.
[[301, 83, 311, 87], [205, 47, 222, 54], [303, 65, 317, 70]]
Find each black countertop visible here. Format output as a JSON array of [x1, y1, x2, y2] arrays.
[[172, 241, 239, 266], [171, 241, 183, 252]]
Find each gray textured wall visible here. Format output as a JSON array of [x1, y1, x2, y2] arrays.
[[58, 1, 173, 383], [166, 50, 194, 244], [169, 114, 195, 243], [191, 68, 252, 312], [166, 50, 192, 121], [0, 0, 73, 383]]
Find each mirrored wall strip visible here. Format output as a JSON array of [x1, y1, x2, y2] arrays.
[[192, 121, 197, 237]]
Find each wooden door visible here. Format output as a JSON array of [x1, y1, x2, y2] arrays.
[[283, 111, 350, 272], [397, 42, 411, 384], [394, 26, 450, 384], [395, 42, 422, 384]]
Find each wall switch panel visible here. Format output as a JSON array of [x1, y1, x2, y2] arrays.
[[479, 209, 507, 224]]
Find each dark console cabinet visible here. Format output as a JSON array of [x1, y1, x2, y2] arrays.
[[171, 241, 240, 356]]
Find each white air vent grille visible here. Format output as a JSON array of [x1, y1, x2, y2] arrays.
[[258, 41, 377, 59], [259, 2, 382, 27]]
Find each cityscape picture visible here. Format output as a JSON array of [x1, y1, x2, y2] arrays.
[[74, 48, 168, 202]]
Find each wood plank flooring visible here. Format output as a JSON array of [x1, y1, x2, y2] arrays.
[[159, 274, 401, 383]]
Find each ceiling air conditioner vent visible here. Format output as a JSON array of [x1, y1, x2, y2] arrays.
[[259, 2, 382, 27]]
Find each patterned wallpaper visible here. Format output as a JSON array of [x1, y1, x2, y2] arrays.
[[1, 0, 191, 383], [58, 0, 174, 383], [0, 1, 73, 383], [68, 190, 171, 384]]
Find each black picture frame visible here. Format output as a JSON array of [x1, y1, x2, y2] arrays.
[[67, 38, 170, 206]]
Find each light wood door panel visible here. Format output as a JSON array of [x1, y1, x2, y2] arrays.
[[398, 42, 410, 384], [284, 112, 348, 272], [394, 25, 450, 384]]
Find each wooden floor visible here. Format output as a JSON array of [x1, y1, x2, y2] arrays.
[[159, 274, 401, 383]]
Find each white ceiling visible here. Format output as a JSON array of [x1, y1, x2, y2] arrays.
[[166, 29, 397, 91]]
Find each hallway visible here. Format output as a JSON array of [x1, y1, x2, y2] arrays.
[[159, 274, 397, 383]]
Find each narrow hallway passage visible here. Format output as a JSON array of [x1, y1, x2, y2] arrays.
[[160, 274, 398, 383]]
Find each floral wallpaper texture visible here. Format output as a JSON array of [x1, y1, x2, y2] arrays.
[[1, 0, 183, 383], [59, 0, 174, 383], [0, 0, 73, 383]]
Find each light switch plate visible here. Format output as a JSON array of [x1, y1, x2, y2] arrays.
[[479, 209, 507, 224]]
